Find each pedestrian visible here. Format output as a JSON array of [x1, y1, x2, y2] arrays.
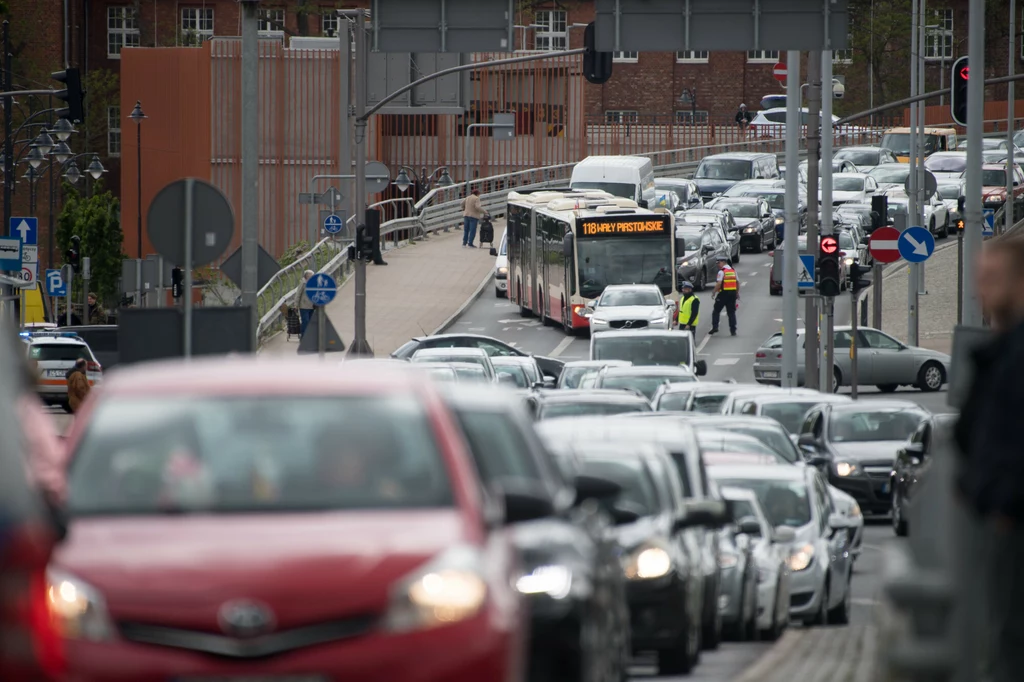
[[677, 280, 700, 334], [735, 103, 753, 130], [87, 292, 106, 325], [462, 188, 484, 248], [954, 233, 1024, 682], [66, 358, 91, 413], [709, 255, 739, 336], [298, 270, 315, 337]]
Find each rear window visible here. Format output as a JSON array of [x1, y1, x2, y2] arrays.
[[539, 400, 650, 420], [592, 334, 692, 367], [29, 344, 90, 362], [67, 396, 453, 515], [691, 393, 728, 413], [600, 375, 673, 400], [759, 401, 820, 434], [656, 391, 696, 412]]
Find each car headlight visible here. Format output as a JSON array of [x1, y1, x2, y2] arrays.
[[775, 216, 785, 225], [496, 266, 508, 275], [834, 461, 859, 477], [679, 259, 693, 268], [849, 502, 862, 518], [515, 565, 573, 600], [650, 316, 666, 325], [787, 543, 815, 572], [743, 227, 757, 234], [623, 544, 672, 580], [47, 569, 116, 641], [383, 545, 488, 633], [718, 551, 740, 569], [844, 257, 854, 266], [590, 317, 608, 325]]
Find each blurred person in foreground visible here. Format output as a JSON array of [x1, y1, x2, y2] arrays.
[[66, 358, 91, 413], [955, 232, 1024, 682]]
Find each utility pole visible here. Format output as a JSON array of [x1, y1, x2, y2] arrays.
[[805, 52, 822, 390], [907, 0, 921, 346], [1008, 0, 1017, 233], [917, 0, 928, 298], [962, 0, 985, 327], [348, 9, 373, 356], [821, 52, 836, 394], [2, 21, 11, 325], [240, 0, 260, 349], [782, 51, 802, 389], [339, 11, 352, 226]]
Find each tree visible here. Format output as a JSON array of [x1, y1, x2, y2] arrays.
[[81, 69, 120, 160], [55, 184, 125, 306]]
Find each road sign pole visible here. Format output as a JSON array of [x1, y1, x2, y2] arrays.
[[64, 267, 72, 326], [962, 0, 985, 328], [850, 290, 859, 399], [183, 178, 195, 359], [349, 10, 373, 358], [318, 305, 326, 358], [781, 50, 801, 388], [805, 51, 821, 391], [825, 296, 835, 393], [82, 256, 90, 324], [240, 0, 259, 349], [156, 255, 165, 308]]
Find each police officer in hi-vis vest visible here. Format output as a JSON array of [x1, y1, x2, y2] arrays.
[[709, 255, 739, 336], [677, 280, 700, 334]]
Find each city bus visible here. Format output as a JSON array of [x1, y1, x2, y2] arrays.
[[506, 189, 678, 333]]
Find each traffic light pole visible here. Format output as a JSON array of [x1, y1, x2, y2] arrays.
[[348, 10, 373, 357], [781, 52, 802, 389], [961, 0, 985, 328], [850, 289, 859, 399], [805, 52, 822, 392], [821, 51, 834, 394], [907, 0, 920, 348]]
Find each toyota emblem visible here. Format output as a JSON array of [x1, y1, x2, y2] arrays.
[[218, 600, 276, 638]]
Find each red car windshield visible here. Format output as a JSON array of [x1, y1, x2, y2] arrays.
[[66, 395, 454, 515]]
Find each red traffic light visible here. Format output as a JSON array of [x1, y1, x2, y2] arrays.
[[821, 236, 838, 254], [959, 66, 969, 80]]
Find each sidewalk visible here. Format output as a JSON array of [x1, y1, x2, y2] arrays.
[[733, 625, 878, 682], [261, 221, 502, 357], [865, 239, 959, 355]]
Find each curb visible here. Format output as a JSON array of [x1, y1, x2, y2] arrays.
[[432, 270, 494, 336], [731, 630, 807, 682]]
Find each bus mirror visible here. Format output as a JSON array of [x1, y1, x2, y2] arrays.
[[639, 200, 649, 209], [562, 233, 574, 258]]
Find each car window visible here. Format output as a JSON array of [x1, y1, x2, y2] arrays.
[[729, 498, 761, 534], [656, 390, 696, 412], [717, 424, 801, 463], [451, 365, 490, 383], [800, 408, 820, 435], [717, 478, 811, 528], [539, 400, 650, 420], [474, 339, 519, 357], [600, 375, 671, 400], [29, 344, 90, 362], [599, 289, 663, 307], [759, 401, 821, 434], [582, 457, 661, 517], [494, 365, 529, 388], [67, 396, 454, 515], [829, 408, 929, 443], [763, 334, 783, 350], [860, 329, 902, 350], [455, 408, 543, 483], [691, 393, 728, 413]]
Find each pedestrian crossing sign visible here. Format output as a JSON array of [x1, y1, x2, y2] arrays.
[[798, 254, 816, 289]]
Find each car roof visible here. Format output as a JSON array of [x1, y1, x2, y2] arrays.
[[827, 400, 928, 413], [601, 283, 661, 292], [708, 463, 807, 482], [685, 381, 747, 393], [25, 336, 87, 345], [490, 356, 535, 364], [981, 163, 1011, 170], [412, 347, 488, 357], [592, 329, 693, 339], [719, 485, 759, 501], [871, 163, 910, 169], [701, 152, 769, 160], [538, 415, 693, 440], [537, 389, 650, 403], [655, 178, 692, 186], [563, 360, 631, 368], [410, 333, 502, 344], [437, 384, 531, 410], [676, 224, 710, 234], [601, 365, 694, 377], [837, 145, 885, 151], [929, 151, 967, 157], [655, 381, 705, 394], [833, 172, 869, 179], [678, 414, 791, 430], [711, 196, 761, 203], [751, 393, 851, 405]]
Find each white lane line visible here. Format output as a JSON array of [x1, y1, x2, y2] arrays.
[[695, 334, 712, 355], [549, 337, 575, 357], [722, 352, 755, 355], [750, 271, 758, 277], [468, 328, 485, 332], [714, 357, 740, 366], [741, 281, 748, 287], [852, 598, 879, 607], [502, 327, 510, 331]]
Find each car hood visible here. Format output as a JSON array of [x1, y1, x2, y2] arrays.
[[611, 515, 669, 551], [678, 248, 701, 262], [54, 510, 471, 628], [693, 178, 741, 195], [592, 305, 666, 320], [734, 218, 761, 228], [831, 440, 906, 463], [826, 190, 864, 202]]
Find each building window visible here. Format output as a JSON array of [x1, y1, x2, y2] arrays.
[[107, 106, 121, 158], [925, 9, 953, 61], [747, 49, 779, 63], [676, 51, 709, 63], [322, 11, 340, 37], [833, 33, 854, 63], [604, 110, 639, 123], [107, 6, 140, 58], [180, 7, 214, 46], [676, 110, 709, 124], [258, 8, 285, 34], [534, 10, 567, 51], [613, 51, 638, 63]]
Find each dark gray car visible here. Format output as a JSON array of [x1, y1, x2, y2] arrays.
[[704, 196, 777, 253], [676, 225, 729, 291]]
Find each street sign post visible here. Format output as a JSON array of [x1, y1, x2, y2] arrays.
[[45, 269, 66, 296], [10, 217, 37, 245], [898, 225, 936, 263], [0, 237, 22, 271], [19, 245, 37, 286], [869, 226, 903, 263], [982, 208, 995, 236], [773, 63, 787, 82], [323, 213, 344, 234], [305, 273, 338, 358], [798, 254, 815, 289]]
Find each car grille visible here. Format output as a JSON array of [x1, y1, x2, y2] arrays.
[[862, 465, 893, 479], [609, 319, 649, 329], [117, 615, 375, 658]]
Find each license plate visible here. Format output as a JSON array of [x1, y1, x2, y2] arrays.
[[761, 371, 779, 378], [45, 369, 66, 378]]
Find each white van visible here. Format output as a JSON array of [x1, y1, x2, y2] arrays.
[[569, 155, 656, 207]]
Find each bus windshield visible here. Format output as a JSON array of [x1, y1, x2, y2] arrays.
[[577, 239, 674, 298]]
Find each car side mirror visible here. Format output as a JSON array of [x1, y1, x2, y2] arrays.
[[573, 474, 622, 506], [904, 441, 925, 457], [489, 247, 498, 256], [543, 375, 557, 388], [736, 517, 762, 536], [772, 526, 797, 544], [694, 360, 708, 376], [498, 480, 556, 524], [828, 512, 850, 531], [797, 433, 819, 450], [674, 499, 729, 531]]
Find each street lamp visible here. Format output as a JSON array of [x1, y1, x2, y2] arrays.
[[678, 88, 698, 124], [64, 160, 81, 185], [86, 156, 107, 181], [392, 167, 414, 193], [391, 165, 454, 195], [51, 141, 72, 164], [26, 146, 45, 169], [436, 169, 454, 187], [129, 100, 147, 259], [49, 117, 75, 142], [32, 131, 54, 157]]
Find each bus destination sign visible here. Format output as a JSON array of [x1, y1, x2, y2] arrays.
[[578, 215, 672, 237]]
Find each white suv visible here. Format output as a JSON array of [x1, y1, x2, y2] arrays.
[[21, 331, 103, 411], [491, 229, 508, 297]]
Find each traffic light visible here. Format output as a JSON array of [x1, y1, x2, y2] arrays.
[[951, 56, 968, 127], [354, 225, 374, 261], [818, 235, 841, 297], [51, 68, 85, 124], [171, 267, 184, 298], [65, 235, 81, 272], [582, 22, 613, 85], [849, 262, 872, 294], [870, 195, 888, 231], [957, 196, 966, 230]]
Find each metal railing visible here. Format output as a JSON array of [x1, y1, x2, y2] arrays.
[[256, 127, 884, 347]]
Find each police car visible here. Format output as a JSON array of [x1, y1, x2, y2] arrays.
[[20, 331, 103, 410]]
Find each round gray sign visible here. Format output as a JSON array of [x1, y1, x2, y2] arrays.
[[364, 161, 392, 195], [147, 178, 235, 267], [903, 169, 938, 202]]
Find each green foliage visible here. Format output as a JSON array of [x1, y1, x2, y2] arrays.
[[55, 186, 125, 305], [82, 69, 120, 157], [279, 240, 314, 268]]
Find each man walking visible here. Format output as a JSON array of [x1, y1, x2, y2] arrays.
[[299, 270, 315, 337], [677, 280, 700, 334], [955, 234, 1024, 682], [462, 188, 484, 248], [709, 255, 739, 336]]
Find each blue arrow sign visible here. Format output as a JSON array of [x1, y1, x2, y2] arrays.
[[897, 226, 935, 263], [323, 213, 343, 235], [305, 272, 337, 306], [45, 269, 67, 297], [10, 217, 37, 246], [982, 208, 995, 236], [798, 254, 816, 289]]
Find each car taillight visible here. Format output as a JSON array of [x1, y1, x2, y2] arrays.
[[0, 525, 65, 681], [86, 361, 102, 373], [756, 352, 766, 358]]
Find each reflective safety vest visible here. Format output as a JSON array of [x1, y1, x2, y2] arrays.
[[678, 295, 699, 326], [721, 267, 739, 291]]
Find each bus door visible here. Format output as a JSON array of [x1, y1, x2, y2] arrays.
[[530, 208, 542, 316]]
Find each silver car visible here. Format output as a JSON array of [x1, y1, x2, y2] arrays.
[[752, 326, 951, 392], [557, 360, 632, 389], [410, 347, 496, 381], [711, 464, 855, 626], [676, 210, 741, 263], [735, 393, 854, 435], [583, 284, 676, 332]]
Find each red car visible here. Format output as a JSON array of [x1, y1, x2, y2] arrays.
[[48, 358, 529, 682]]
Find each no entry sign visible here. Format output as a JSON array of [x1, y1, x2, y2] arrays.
[[869, 226, 902, 263], [773, 63, 787, 82]]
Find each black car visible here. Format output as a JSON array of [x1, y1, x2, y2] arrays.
[[891, 413, 958, 536], [636, 413, 806, 464], [549, 441, 728, 675], [61, 324, 118, 369], [392, 333, 565, 380], [438, 386, 632, 682], [522, 389, 652, 421], [796, 401, 931, 516], [704, 197, 777, 253], [537, 415, 726, 651]]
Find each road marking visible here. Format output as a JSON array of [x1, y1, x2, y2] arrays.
[[750, 271, 758, 277], [468, 327, 485, 332], [509, 341, 519, 347], [722, 352, 755, 355], [499, 318, 542, 327], [549, 337, 574, 357], [852, 598, 879, 607], [714, 357, 740, 366], [695, 333, 712, 355], [741, 281, 748, 287]]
